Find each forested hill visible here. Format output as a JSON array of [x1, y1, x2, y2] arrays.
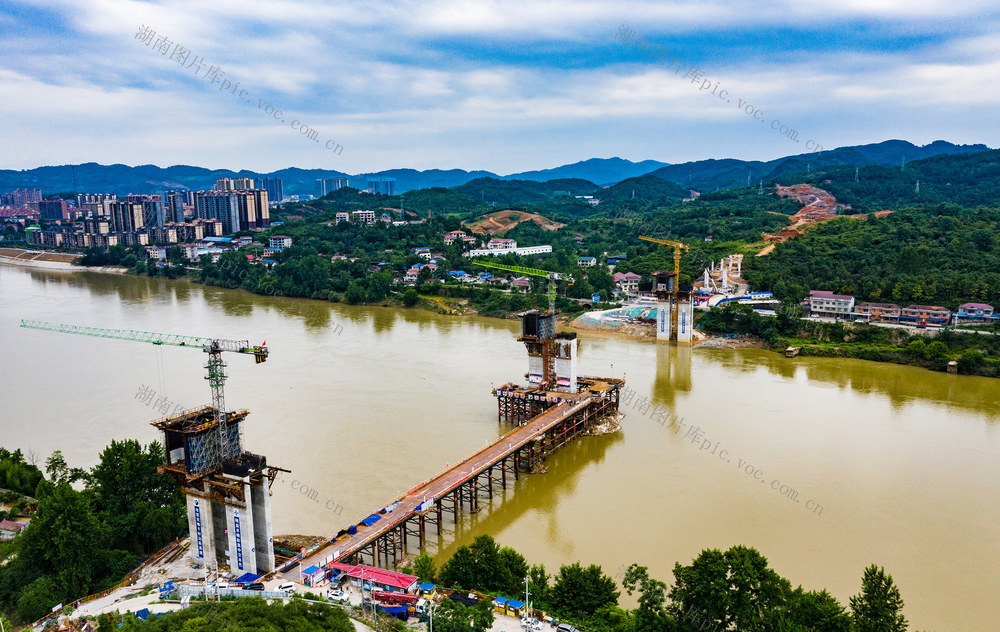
[[773, 149, 1000, 213], [647, 140, 991, 192], [745, 206, 1000, 309]]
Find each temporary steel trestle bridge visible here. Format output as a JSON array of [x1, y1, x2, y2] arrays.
[[291, 376, 622, 572]]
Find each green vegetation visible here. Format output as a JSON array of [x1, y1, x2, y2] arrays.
[[775, 149, 1000, 213], [0, 441, 186, 624], [697, 303, 1000, 376], [0, 447, 43, 498], [101, 597, 355, 631], [745, 207, 1000, 309], [423, 536, 915, 632]]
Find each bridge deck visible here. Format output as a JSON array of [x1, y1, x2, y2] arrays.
[[287, 392, 596, 572]]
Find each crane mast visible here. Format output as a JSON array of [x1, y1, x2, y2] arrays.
[[19, 320, 267, 471]]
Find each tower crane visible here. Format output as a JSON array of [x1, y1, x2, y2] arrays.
[[472, 260, 574, 313], [19, 320, 268, 472], [638, 236, 689, 291]]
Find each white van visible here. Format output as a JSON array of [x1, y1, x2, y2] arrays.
[[277, 582, 296, 593]]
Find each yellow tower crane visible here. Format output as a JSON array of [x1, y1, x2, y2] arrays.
[[638, 236, 689, 290]]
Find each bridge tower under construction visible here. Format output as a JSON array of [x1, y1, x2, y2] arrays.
[[152, 406, 285, 575]]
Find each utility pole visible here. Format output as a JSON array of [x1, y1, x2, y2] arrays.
[[525, 575, 530, 622]]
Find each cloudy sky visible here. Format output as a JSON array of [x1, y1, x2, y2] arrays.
[[1, 0, 998, 174]]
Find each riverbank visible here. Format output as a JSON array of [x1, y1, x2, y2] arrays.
[[0, 247, 127, 274]]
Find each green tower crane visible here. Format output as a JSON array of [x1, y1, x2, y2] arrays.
[[19, 320, 268, 472], [472, 260, 574, 313]]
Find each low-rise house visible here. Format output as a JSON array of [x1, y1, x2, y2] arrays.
[[0, 519, 27, 541], [269, 235, 292, 250], [805, 290, 855, 318], [511, 276, 532, 290], [578, 256, 596, 267], [352, 209, 376, 225], [900, 304, 951, 324], [335, 212, 350, 222], [443, 230, 467, 245], [854, 302, 901, 322], [957, 302, 994, 320], [613, 271, 641, 295]]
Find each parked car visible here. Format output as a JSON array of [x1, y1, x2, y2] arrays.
[[522, 618, 544, 630], [557, 625, 579, 632], [245, 583, 265, 591], [277, 582, 296, 593], [327, 589, 350, 603]]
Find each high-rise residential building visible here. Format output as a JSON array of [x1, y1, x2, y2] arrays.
[[38, 199, 68, 221], [166, 191, 187, 223], [125, 194, 166, 228], [315, 177, 349, 198], [2, 188, 43, 206], [249, 189, 269, 227], [195, 191, 240, 234], [259, 178, 283, 203], [214, 178, 235, 191], [110, 201, 144, 232], [233, 177, 255, 191], [76, 193, 116, 213], [234, 191, 258, 230], [367, 177, 396, 196]]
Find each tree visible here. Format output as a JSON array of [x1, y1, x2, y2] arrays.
[[668, 548, 730, 631], [16, 482, 100, 607], [787, 588, 852, 632], [402, 288, 419, 307], [432, 599, 494, 632], [550, 562, 619, 618], [957, 349, 985, 374], [527, 564, 550, 610], [44, 451, 85, 484], [88, 440, 185, 554], [622, 564, 671, 632], [850, 564, 908, 632], [345, 281, 366, 305], [723, 545, 791, 632], [366, 271, 393, 302], [412, 552, 437, 583]]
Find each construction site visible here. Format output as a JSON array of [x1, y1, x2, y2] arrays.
[[284, 307, 623, 574], [19, 321, 286, 577]]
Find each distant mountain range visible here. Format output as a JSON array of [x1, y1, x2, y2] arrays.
[[0, 140, 988, 199], [646, 140, 991, 192]]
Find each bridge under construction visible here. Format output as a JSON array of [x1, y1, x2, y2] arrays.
[[284, 310, 622, 573]]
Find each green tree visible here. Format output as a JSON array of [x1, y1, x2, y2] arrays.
[[527, 564, 550, 610], [667, 548, 729, 631], [88, 440, 185, 554], [345, 281, 366, 305], [412, 552, 437, 583], [550, 562, 619, 618], [432, 599, 494, 632], [16, 483, 99, 609], [402, 288, 419, 307], [622, 564, 672, 632], [850, 565, 908, 632], [957, 349, 985, 374], [366, 271, 393, 302], [787, 588, 852, 632]]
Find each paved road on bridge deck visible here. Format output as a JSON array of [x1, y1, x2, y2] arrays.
[[283, 393, 592, 575]]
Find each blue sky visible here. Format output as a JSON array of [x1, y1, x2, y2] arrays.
[[1, 0, 997, 174]]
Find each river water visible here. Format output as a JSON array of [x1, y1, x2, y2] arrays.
[[1, 265, 997, 631]]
